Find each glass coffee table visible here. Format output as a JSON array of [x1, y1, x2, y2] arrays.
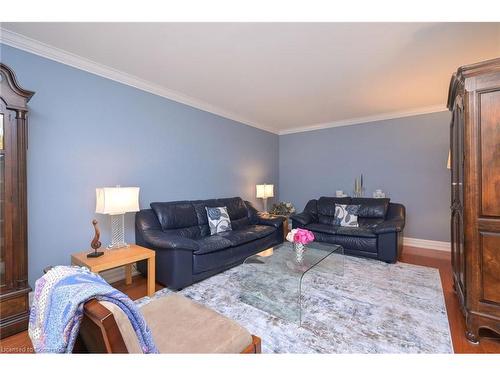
[[239, 241, 344, 325]]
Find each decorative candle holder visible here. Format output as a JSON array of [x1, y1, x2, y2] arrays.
[[353, 174, 365, 197]]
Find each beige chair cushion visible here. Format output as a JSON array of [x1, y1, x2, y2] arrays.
[[141, 294, 253, 353], [101, 294, 252, 353]]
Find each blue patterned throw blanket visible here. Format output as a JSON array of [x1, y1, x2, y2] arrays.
[[29, 265, 158, 353]]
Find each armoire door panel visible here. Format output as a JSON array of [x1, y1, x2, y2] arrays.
[[479, 90, 500, 217], [448, 58, 500, 342], [0, 64, 34, 339], [480, 233, 500, 304]]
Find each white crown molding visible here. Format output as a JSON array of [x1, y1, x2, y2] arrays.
[[278, 105, 448, 135], [1, 27, 449, 136], [0, 27, 278, 135], [403, 237, 451, 252]]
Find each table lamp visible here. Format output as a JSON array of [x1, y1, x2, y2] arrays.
[[95, 186, 140, 249], [256, 184, 274, 213]]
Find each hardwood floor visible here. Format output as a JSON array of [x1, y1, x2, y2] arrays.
[[1, 246, 499, 354], [401, 246, 500, 353]]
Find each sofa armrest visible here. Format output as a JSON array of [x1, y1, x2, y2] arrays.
[[290, 212, 313, 226], [141, 229, 199, 251], [373, 203, 406, 234], [385, 203, 405, 221], [257, 213, 285, 228], [372, 218, 405, 234]]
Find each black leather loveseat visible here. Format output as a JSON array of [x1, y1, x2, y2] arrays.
[[135, 197, 284, 290], [290, 197, 405, 263]]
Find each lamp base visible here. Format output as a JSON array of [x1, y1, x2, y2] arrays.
[[106, 242, 130, 250], [87, 251, 104, 258], [107, 214, 129, 250], [262, 197, 268, 213]]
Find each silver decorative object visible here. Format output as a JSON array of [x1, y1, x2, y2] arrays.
[[294, 242, 305, 262], [353, 173, 365, 197], [109, 214, 127, 249]]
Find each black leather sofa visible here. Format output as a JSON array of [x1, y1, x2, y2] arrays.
[[290, 197, 405, 263], [135, 197, 284, 290]]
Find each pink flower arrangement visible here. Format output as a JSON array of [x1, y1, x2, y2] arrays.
[[286, 228, 314, 245]]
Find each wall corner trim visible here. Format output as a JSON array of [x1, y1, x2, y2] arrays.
[[403, 237, 451, 252], [278, 105, 448, 135], [0, 27, 278, 135]]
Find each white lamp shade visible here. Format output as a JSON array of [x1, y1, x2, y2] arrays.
[[96, 187, 140, 215], [256, 184, 274, 199]]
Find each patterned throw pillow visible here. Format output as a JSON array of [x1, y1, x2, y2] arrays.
[[205, 206, 232, 235], [334, 204, 360, 227]]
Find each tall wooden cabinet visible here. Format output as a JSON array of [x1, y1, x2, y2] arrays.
[[448, 57, 500, 343], [0, 63, 34, 338]]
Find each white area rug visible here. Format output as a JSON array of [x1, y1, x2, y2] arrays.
[[136, 256, 453, 353]]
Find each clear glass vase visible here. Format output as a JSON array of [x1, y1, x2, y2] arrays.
[[294, 242, 305, 262]]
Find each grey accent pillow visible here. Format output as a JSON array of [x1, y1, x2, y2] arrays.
[[205, 206, 232, 235], [334, 204, 360, 227]]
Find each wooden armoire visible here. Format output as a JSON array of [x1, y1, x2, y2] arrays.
[[448, 57, 500, 343], [0, 64, 34, 338]]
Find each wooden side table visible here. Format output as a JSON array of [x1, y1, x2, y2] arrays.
[[71, 244, 156, 297], [261, 214, 290, 240], [282, 217, 290, 240]]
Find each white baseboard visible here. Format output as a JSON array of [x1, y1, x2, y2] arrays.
[[403, 237, 451, 252]]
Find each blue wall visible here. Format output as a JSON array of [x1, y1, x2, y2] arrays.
[[0, 43, 452, 286], [0, 44, 279, 286], [279, 112, 451, 242]]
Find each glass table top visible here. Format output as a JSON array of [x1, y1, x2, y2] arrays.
[[239, 241, 344, 325]]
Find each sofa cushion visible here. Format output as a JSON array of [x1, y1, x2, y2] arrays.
[[193, 236, 233, 255], [335, 226, 377, 238], [335, 235, 377, 252], [358, 217, 385, 228], [311, 232, 377, 253], [317, 197, 351, 225], [162, 226, 201, 239], [305, 223, 338, 235], [229, 217, 252, 230], [193, 234, 277, 274], [151, 201, 198, 231], [193, 197, 249, 236], [193, 200, 219, 226], [218, 225, 276, 246], [317, 197, 352, 217], [306, 224, 376, 238], [141, 294, 253, 353], [350, 198, 390, 219], [318, 214, 336, 226], [303, 199, 319, 216], [217, 197, 248, 221]]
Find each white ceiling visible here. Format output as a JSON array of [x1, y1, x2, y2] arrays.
[[1, 22, 500, 134]]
